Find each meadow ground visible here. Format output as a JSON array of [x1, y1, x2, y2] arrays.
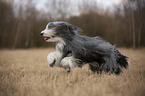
[[0, 48, 145, 96]]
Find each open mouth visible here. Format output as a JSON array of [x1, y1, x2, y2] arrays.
[[44, 37, 50, 40]]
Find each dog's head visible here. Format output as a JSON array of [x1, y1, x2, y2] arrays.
[[40, 21, 82, 42]]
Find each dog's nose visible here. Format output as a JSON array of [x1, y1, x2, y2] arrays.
[[40, 33, 44, 36]]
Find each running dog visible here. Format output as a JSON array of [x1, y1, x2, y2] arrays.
[[40, 21, 129, 75]]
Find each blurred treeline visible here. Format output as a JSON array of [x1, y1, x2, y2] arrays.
[[0, 0, 145, 49]]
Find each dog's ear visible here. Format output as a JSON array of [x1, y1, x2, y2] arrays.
[[67, 24, 82, 34]]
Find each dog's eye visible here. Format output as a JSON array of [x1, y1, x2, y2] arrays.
[[51, 36, 55, 37]]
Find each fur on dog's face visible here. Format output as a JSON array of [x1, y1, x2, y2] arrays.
[[40, 21, 82, 43]]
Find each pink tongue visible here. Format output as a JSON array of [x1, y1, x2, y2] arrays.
[[44, 37, 48, 40]]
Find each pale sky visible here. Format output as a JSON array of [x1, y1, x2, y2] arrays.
[[35, 0, 122, 10], [14, 0, 123, 18], [33, 0, 122, 11]]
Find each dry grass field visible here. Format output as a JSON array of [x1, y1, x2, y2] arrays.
[[0, 48, 145, 96]]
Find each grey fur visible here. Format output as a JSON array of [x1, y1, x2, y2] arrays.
[[41, 21, 129, 75]]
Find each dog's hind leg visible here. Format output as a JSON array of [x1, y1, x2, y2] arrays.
[[100, 55, 122, 75], [89, 62, 100, 74]]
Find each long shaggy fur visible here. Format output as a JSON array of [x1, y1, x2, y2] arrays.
[[63, 33, 129, 75], [41, 21, 129, 75]]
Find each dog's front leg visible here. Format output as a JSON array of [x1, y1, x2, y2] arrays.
[[60, 56, 79, 72], [47, 51, 63, 67]]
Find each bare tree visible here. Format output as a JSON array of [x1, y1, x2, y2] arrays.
[[13, 5, 23, 49], [0, 0, 14, 48], [123, 0, 145, 48]]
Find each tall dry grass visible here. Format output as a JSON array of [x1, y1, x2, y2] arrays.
[[0, 48, 145, 96]]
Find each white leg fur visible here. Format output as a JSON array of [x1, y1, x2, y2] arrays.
[[47, 51, 63, 67], [60, 56, 77, 72]]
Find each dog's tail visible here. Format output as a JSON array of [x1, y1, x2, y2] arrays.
[[115, 49, 130, 69]]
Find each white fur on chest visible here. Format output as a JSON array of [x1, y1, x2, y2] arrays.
[[56, 42, 65, 52]]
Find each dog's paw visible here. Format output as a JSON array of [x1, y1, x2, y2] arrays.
[[47, 52, 56, 67], [65, 67, 71, 73], [47, 51, 62, 67], [49, 63, 55, 67]]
